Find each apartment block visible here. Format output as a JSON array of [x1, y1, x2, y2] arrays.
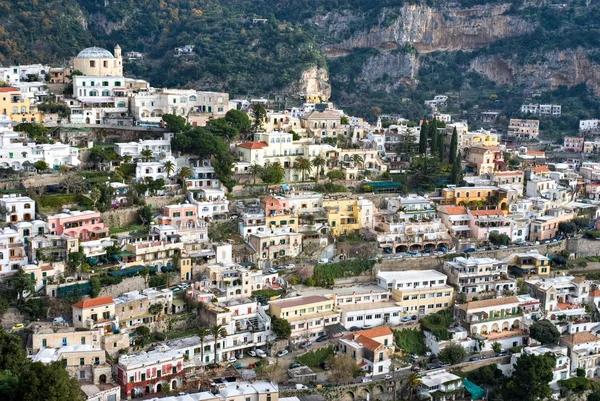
[[507, 119, 540, 139], [269, 296, 340, 342]]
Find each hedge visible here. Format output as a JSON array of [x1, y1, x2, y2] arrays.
[[420, 308, 454, 341], [313, 259, 375, 287]]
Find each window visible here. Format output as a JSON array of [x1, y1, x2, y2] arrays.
[[42, 339, 47, 347], [90, 61, 95, 68], [79, 358, 85, 366]]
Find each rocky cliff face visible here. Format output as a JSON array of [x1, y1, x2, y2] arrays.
[[285, 66, 332, 101], [319, 4, 534, 55], [470, 50, 600, 95], [359, 52, 420, 91]]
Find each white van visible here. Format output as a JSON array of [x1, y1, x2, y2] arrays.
[[255, 349, 267, 358]]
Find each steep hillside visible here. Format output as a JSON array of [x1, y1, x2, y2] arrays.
[[1, 0, 600, 121]]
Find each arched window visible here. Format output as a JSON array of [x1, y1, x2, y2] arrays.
[[180, 97, 187, 103], [102, 90, 110, 96], [151, 112, 156, 117], [12, 107, 18, 114], [276, 138, 280, 143], [21, 106, 26, 113], [89, 90, 97, 97], [189, 95, 197, 102]]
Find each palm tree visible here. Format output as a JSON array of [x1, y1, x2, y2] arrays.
[[140, 148, 153, 162], [352, 154, 364, 169], [311, 155, 326, 183], [249, 163, 262, 185], [197, 326, 210, 366], [178, 166, 192, 193], [123, 155, 133, 164], [163, 160, 175, 178], [210, 324, 228, 364], [405, 372, 422, 400], [295, 157, 312, 182]]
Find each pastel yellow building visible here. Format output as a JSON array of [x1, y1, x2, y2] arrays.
[[323, 197, 374, 236], [0, 87, 42, 123], [269, 295, 341, 342], [503, 250, 551, 276], [377, 270, 454, 316], [438, 186, 517, 210], [265, 213, 299, 232]]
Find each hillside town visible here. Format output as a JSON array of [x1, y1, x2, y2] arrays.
[[3, 45, 600, 401]]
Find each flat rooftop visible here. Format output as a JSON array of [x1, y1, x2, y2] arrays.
[[377, 269, 447, 282]]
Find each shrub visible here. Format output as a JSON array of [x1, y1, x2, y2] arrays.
[[297, 346, 334, 367], [313, 260, 375, 287], [420, 309, 454, 340], [393, 329, 427, 355]]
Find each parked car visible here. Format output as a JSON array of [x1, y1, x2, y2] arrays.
[[401, 316, 412, 323], [463, 248, 475, 253], [410, 353, 418, 359], [234, 363, 243, 369], [425, 351, 432, 357], [362, 377, 372, 383], [469, 356, 481, 362], [410, 314, 418, 320], [298, 341, 312, 349], [276, 350, 289, 358], [316, 335, 328, 342], [268, 268, 277, 274], [295, 384, 308, 390], [362, 325, 373, 329], [286, 264, 296, 269], [52, 317, 65, 324], [255, 349, 267, 358], [247, 350, 256, 357], [350, 326, 361, 331], [11, 323, 24, 330], [290, 362, 302, 369], [384, 374, 393, 380], [228, 357, 237, 363], [318, 258, 329, 264], [499, 245, 508, 249]]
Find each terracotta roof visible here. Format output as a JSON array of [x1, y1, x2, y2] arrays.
[[0, 87, 18, 93], [561, 332, 600, 347], [237, 141, 268, 150], [354, 335, 383, 352], [590, 289, 600, 297], [73, 296, 114, 309], [457, 296, 519, 311], [354, 326, 393, 339], [41, 265, 53, 272], [469, 209, 505, 217], [439, 206, 467, 215], [526, 150, 545, 156], [531, 166, 549, 173], [304, 111, 340, 120], [571, 277, 586, 284]]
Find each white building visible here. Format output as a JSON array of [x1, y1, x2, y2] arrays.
[[0, 227, 29, 275], [0, 129, 80, 170], [442, 257, 511, 298], [580, 119, 600, 131], [135, 161, 169, 182], [0, 64, 51, 83], [0, 194, 35, 223], [115, 136, 172, 161], [376, 269, 449, 292], [418, 370, 464, 400]]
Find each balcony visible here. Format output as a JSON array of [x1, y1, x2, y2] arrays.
[[8, 242, 23, 248]]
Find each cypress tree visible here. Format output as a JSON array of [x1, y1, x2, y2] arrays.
[[437, 130, 444, 162], [419, 120, 428, 155], [451, 151, 463, 185], [431, 124, 438, 155], [449, 127, 458, 165]]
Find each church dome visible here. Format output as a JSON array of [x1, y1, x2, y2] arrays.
[[76, 47, 114, 59]]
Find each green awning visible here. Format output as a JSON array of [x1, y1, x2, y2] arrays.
[[463, 378, 485, 400], [117, 251, 135, 257]]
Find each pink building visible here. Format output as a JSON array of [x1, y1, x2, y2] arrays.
[[467, 209, 511, 243], [48, 210, 107, 241], [530, 208, 573, 241], [260, 195, 290, 217], [156, 204, 202, 227], [564, 137, 584, 153]]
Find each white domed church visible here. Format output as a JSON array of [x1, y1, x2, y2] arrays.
[[73, 45, 122, 76]]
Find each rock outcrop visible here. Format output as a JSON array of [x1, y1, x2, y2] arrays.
[[285, 66, 331, 101], [319, 4, 534, 55], [470, 50, 600, 95]]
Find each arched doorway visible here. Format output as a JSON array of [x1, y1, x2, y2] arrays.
[[145, 385, 151, 394], [157, 383, 163, 393], [99, 374, 107, 384], [171, 380, 177, 389], [342, 391, 355, 401], [396, 245, 408, 253]]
